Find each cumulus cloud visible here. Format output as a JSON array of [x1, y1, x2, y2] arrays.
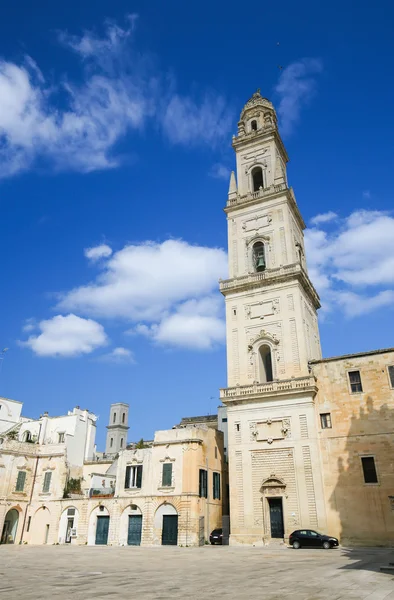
[[84, 244, 113, 261], [21, 314, 107, 357], [134, 296, 225, 350], [305, 209, 394, 317], [275, 58, 323, 136], [0, 18, 233, 178], [309, 211, 337, 226], [58, 239, 227, 320], [56, 239, 227, 350], [97, 346, 135, 364]]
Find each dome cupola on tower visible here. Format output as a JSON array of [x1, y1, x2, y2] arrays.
[[237, 89, 277, 137]]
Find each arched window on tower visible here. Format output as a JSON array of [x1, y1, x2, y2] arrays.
[[258, 345, 273, 383], [251, 119, 257, 131], [251, 166, 264, 191], [253, 242, 266, 272]]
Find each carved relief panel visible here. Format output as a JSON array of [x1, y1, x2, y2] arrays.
[[249, 417, 291, 443]]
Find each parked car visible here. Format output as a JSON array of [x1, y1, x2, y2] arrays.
[[289, 529, 339, 549], [209, 528, 223, 545]]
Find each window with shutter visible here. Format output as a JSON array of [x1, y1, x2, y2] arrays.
[[199, 469, 207, 498], [43, 471, 52, 492], [16, 470, 26, 492], [213, 472, 221, 500], [361, 456, 378, 484], [320, 413, 332, 429], [162, 463, 172, 486], [125, 466, 131, 488], [388, 366, 394, 389], [348, 371, 363, 393], [136, 465, 143, 489]]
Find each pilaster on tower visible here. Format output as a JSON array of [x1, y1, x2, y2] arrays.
[[220, 90, 322, 401]]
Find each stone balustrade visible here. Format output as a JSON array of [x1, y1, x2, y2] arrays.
[[220, 262, 302, 292], [220, 375, 317, 400], [227, 183, 288, 207]]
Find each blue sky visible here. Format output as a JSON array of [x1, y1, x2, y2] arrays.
[[1, 0, 394, 447]]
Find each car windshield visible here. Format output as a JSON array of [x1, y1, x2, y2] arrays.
[[212, 529, 222, 534]]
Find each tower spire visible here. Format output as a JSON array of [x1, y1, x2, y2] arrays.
[[228, 171, 237, 201]]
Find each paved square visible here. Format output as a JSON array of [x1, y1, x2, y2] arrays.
[[1, 545, 394, 599]]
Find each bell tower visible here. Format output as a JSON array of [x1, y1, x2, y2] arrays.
[[220, 91, 327, 545], [221, 90, 321, 387]]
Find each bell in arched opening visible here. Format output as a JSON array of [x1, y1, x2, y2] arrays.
[[253, 242, 266, 272]]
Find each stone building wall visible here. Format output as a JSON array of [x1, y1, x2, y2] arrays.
[[311, 348, 394, 545]]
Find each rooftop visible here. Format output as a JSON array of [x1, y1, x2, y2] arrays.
[[310, 347, 394, 365]]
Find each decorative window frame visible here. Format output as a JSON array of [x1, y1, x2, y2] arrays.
[[247, 329, 280, 382], [244, 161, 268, 193]]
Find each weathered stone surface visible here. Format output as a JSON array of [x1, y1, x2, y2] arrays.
[[1, 545, 393, 600]]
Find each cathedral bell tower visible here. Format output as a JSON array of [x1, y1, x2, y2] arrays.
[[220, 91, 327, 545]]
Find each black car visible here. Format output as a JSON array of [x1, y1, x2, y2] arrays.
[[289, 529, 339, 549], [209, 528, 223, 545]]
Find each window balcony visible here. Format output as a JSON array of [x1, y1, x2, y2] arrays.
[[89, 487, 115, 498]]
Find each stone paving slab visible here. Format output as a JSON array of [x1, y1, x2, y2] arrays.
[[0, 545, 393, 599]]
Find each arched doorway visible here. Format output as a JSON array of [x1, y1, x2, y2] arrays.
[[30, 506, 51, 545], [0, 509, 19, 544], [58, 506, 79, 544], [88, 505, 110, 546], [260, 476, 286, 540], [119, 504, 143, 546], [154, 503, 178, 546]]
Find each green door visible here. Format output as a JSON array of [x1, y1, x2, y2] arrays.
[[162, 515, 178, 546], [127, 515, 142, 546], [268, 498, 284, 538], [95, 516, 110, 545]]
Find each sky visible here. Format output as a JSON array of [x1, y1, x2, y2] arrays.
[[1, 0, 394, 448]]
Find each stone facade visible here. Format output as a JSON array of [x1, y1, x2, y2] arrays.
[[0, 414, 225, 546], [312, 349, 394, 546], [221, 91, 394, 546]]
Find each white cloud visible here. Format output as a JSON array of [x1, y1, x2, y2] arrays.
[[305, 209, 394, 317], [275, 58, 323, 136], [84, 244, 113, 261], [57, 239, 227, 350], [58, 239, 227, 320], [162, 94, 233, 147], [21, 314, 107, 357], [135, 296, 225, 350], [98, 346, 135, 364], [210, 163, 231, 180], [0, 18, 232, 178], [309, 211, 337, 226]]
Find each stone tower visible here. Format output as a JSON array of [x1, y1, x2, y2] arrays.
[[220, 91, 327, 545], [105, 403, 129, 455]]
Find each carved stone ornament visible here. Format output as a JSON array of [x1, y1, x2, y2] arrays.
[[159, 455, 176, 463], [249, 422, 258, 440], [249, 329, 280, 348], [260, 475, 286, 495]]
